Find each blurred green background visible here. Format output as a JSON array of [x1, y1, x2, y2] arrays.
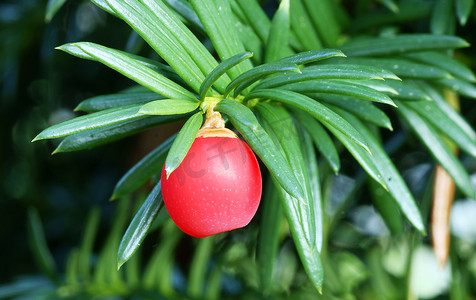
[[1, 0, 139, 282]]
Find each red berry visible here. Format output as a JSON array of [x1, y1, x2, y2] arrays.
[[161, 128, 262, 238]]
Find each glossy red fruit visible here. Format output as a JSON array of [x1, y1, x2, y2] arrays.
[[161, 126, 262, 238]]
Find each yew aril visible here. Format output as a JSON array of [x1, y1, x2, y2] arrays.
[[161, 110, 262, 238]]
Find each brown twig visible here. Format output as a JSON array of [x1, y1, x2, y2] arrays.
[[431, 89, 459, 266]]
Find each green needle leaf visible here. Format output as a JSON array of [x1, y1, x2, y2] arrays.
[[236, 0, 271, 43], [405, 101, 476, 158], [78, 207, 100, 282], [274, 179, 324, 292], [187, 236, 215, 298], [290, 108, 340, 174], [318, 95, 393, 131], [370, 179, 405, 235], [277, 49, 345, 65], [231, 13, 264, 64], [256, 103, 323, 291], [59, 45, 186, 86], [330, 57, 452, 80], [290, 0, 323, 51], [45, 0, 67, 22], [214, 99, 259, 130], [53, 115, 185, 153], [335, 107, 426, 233], [199, 52, 253, 100], [455, 0, 474, 25], [138, 99, 200, 116], [214, 99, 305, 200], [225, 62, 301, 98], [352, 2, 432, 32], [247, 89, 372, 154], [190, 0, 253, 80], [430, 0, 453, 35], [256, 102, 315, 214], [384, 80, 432, 101], [377, 0, 399, 12], [340, 34, 469, 57], [163, 0, 205, 32], [143, 222, 181, 291], [112, 134, 176, 200], [342, 80, 399, 96], [301, 130, 324, 252], [27, 208, 59, 282], [117, 181, 164, 269], [321, 108, 387, 189], [57, 42, 197, 100], [257, 179, 282, 293], [439, 78, 476, 99], [33, 104, 144, 141], [417, 81, 476, 141], [121, 52, 188, 87], [91, 0, 117, 16], [277, 80, 396, 106], [140, 0, 228, 91], [102, 0, 207, 92], [403, 52, 476, 82], [303, 0, 340, 47], [255, 64, 388, 90], [397, 101, 476, 199], [165, 112, 203, 177], [76, 92, 165, 113], [265, 0, 291, 63]]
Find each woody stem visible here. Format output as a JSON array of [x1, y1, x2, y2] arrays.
[[201, 102, 225, 130], [196, 102, 237, 139]]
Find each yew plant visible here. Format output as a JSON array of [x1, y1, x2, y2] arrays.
[[32, 0, 476, 298]]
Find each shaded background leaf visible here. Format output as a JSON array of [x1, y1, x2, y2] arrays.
[[117, 181, 164, 269], [215, 99, 304, 200], [164, 112, 203, 176], [190, 0, 253, 79]]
